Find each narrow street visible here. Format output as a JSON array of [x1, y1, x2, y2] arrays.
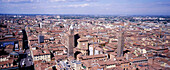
[[19, 29, 34, 70]]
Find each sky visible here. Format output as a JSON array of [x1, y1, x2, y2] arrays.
[[0, 0, 170, 15]]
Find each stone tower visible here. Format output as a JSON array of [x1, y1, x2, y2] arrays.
[[68, 25, 74, 57], [117, 31, 124, 57]]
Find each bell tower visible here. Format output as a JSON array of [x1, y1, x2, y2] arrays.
[[117, 31, 124, 57], [68, 25, 74, 57]]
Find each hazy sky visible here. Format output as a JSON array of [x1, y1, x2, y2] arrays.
[[0, 0, 170, 15]]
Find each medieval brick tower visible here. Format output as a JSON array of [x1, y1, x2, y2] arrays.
[[117, 31, 124, 57], [68, 25, 74, 57]]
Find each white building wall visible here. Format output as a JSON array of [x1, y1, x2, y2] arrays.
[[89, 46, 93, 55], [95, 50, 99, 55]]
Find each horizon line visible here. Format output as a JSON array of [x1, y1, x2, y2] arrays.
[[0, 13, 170, 16]]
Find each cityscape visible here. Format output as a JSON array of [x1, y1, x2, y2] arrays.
[[0, 0, 170, 70]]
